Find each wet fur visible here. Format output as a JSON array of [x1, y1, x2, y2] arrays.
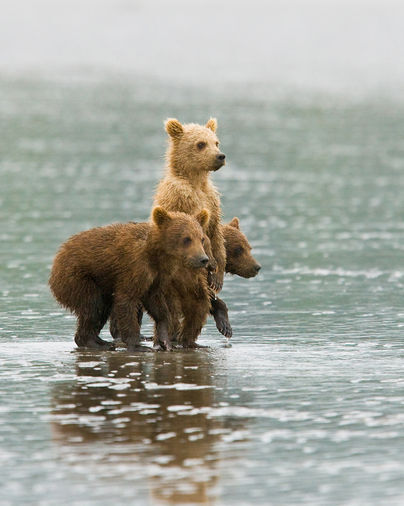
[[110, 218, 261, 343], [49, 210, 209, 351]]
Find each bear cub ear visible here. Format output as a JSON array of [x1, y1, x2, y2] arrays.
[[228, 217, 240, 229], [205, 117, 217, 132], [195, 209, 210, 231], [165, 118, 184, 139], [152, 206, 172, 227]]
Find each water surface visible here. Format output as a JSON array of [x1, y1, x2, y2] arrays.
[[1, 75, 404, 505]]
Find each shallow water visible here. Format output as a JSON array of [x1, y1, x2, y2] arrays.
[[1, 75, 404, 505]]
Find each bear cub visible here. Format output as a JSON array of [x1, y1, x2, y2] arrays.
[[153, 117, 227, 292], [49, 208, 210, 351], [210, 217, 262, 337]]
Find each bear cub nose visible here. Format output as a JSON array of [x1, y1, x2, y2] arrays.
[[200, 256, 209, 266], [255, 264, 261, 272], [216, 153, 226, 161]]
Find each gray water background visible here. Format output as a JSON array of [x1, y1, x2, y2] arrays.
[[1, 1, 404, 505]]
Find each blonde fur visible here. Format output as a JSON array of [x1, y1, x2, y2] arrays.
[[153, 118, 227, 288], [165, 118, 184, 139], [205, 117, 217, 132]]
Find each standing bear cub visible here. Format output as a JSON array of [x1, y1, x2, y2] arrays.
[[49, 208, 210, 351], [153, 117, 226, 292]]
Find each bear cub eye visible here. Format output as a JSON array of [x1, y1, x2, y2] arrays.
[[197, 142, 206, 150], [183, 237, 192, 246], [234, 246, 244, 257]]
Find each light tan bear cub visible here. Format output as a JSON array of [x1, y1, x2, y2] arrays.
[[153, 117, 226, 291]]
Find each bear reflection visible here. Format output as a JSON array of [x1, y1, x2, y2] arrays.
[[51, 351, 226, 504]]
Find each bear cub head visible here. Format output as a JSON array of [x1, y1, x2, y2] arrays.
[[224, 217, 261, 278], [152, 206, 210, 269], [165, 118, 226, 176]]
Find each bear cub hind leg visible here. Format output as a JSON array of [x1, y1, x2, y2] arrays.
[[112, 296, 152, 353], [74, 288, 115, 350]]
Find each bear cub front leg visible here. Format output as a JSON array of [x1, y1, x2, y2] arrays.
[[210, 296, 232, 338]]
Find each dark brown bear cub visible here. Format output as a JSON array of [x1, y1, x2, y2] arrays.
[[49, 208, 209, 351], [210, 217, 262, 337], [223, 217, 261, 279], [159, 217, 261, 348]]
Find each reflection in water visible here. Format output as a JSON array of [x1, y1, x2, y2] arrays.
[[51, 351, 229, 504]]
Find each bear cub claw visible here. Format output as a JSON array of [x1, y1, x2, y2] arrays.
[[208, 271, 223, 292], [215, 317, 232, 338], [153, 339, 174, 352], [211, 297, 232, 338], [127, 343, 153, 353], [76, 336, 115, 351], [182, 342, 209, 349]]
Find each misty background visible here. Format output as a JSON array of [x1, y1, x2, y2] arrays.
[[1, 0, 404, 95]]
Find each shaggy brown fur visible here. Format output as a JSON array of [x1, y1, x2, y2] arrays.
[[159, 217, 261, 345], [108, 221, 216, 345], [210, 217, 261, 336], [154, 256, 212, 350], [49, 208, 209, 351], [153, 118, 226, 292], [110, 217, 261, 343], [223, 217, 261, 279]]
